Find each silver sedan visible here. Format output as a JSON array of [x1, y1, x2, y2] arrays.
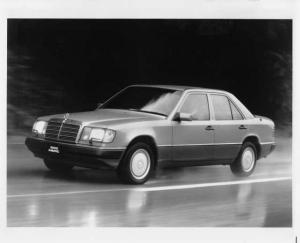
[[25, 85, 276, 184]]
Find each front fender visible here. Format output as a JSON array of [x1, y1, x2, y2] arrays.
[[100, 121, 172, 162]]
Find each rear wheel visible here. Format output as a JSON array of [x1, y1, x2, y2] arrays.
[[43, 159, 74, 172], [117, 142, 154, 184], [230, 142, 257, 177]]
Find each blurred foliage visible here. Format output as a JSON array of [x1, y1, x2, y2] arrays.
[[263, 51, 292, 125], [7, 50, 65, 134]]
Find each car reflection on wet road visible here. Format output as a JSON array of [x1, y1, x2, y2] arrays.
[[7, 136, 292, 227]]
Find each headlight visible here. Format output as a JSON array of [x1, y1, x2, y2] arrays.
[[32, 120, 47, 137], [80, 127, 116, 145]]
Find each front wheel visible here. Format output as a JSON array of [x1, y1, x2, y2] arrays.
[[117, 142, 154, 184], [43, 159, 74, 172], [230, 142, 257, 177]]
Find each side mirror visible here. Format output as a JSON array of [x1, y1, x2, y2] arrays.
[[173, 112, 193, 122]]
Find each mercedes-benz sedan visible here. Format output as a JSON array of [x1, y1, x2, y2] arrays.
[[26, 85, 276, 184]]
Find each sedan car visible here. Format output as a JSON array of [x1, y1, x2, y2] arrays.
[[25, 85, 276, 184]]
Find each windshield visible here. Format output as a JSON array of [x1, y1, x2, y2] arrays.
[[100, 86, 183, 116]]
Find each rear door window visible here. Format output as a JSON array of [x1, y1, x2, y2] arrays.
[[211, 95, 232, 120]]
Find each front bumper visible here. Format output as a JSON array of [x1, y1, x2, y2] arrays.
[[25, 137, 125, 169]]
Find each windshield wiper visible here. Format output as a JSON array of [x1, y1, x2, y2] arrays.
[[129, 109, 167, 117]]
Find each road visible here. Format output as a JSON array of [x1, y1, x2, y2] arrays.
[[7, 136, 292, 227]]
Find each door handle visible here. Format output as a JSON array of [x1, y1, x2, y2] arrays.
[[205, 125, 214, 131], [239, 125, 247, 130]]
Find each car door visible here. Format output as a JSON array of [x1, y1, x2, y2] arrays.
[[172, 92, 214, 163], [209, 93, 248, 162]]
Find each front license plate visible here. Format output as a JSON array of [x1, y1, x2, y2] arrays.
[[48, 146, 60, 153]]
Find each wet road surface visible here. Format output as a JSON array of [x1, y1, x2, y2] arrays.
[[7, 137, 292, 227]]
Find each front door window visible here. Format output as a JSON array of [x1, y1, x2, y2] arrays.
[[180, 94, 210, 120]]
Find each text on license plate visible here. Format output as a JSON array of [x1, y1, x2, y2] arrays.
[[48, 146, 60, 153]]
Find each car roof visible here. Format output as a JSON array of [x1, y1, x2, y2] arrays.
[[128, 84, 254, 119], [129, 84, 227, 93]]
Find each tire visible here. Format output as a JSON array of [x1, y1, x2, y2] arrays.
[[230, 142, 257, 177], [43, 159, 74, 172], [117, 142, 154, 184]]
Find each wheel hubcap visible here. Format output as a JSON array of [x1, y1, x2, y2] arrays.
[[241, 147, 255, 172], [130, 149, 150, 180]]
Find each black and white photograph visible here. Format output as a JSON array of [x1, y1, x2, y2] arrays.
[[1, 0, 299, 243], [7, 18, 292, 226]]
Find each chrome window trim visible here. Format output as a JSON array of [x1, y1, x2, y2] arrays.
[[168, 89, 247, 121]]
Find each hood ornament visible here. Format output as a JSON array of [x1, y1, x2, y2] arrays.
[[63, 113, 70, 121]]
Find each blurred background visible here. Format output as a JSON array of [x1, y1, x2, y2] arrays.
[[7, 19, 292, 136]]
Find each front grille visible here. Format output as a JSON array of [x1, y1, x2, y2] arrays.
[[45, 118, 80, 143]]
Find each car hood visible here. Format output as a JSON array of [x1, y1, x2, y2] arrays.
[[39, 109, 164, 127]]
